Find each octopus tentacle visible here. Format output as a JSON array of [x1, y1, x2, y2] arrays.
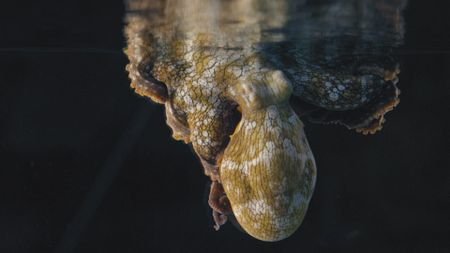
[[208, 181, 232, 230], [307, 81, 400, 134], [127, 62, 169, 104], [124, 8, 169, 104]]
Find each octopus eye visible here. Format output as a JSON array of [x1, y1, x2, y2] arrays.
[[129, 62, 168, 104]]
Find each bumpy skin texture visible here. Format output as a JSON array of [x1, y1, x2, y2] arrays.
[[221, 104, 316, 241], [124, 0, 405, 241]]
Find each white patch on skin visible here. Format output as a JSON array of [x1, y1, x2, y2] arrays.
[[264, 106, 283, 131], [195, 103, 205, 112], [247, 199, 273, 216], [273, 216, 291, 231], [198, 78, 207, 87], [239, 82, 257, 108], [329, 92, 339, 101], [209, 108, 219, 117], [283, 138, 298, 160], [241, 163, 250, 175], [266, 141, 276, 154], [221, 130, 284, 176], [221, 159, 240, 172], [245, 120, 257, 132], [288, 114, 298, 125], [239, 143, 274, 175], [289, 191, 304, 214]]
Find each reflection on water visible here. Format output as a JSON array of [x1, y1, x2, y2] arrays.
[[124, 0, 406, 241]]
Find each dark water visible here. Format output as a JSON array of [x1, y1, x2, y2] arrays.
[[0, 0, 449, 252]]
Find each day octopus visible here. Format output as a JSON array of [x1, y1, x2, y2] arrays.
[[124, 0, 405, 241]]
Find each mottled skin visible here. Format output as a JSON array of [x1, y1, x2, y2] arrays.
[[125, 0, 405, 241]]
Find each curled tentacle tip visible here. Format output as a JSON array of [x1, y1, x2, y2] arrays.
[[355, 84, 400, 135]]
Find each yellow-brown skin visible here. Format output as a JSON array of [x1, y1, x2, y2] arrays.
[[125, 0, 317, 241], [221, 103, 316, 241], [124, 0, 404, 241]]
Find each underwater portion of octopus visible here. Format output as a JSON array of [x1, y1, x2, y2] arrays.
[[124, 0, 406, 241]]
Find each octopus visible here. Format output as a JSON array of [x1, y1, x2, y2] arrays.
[[124, 0, 405, 241]]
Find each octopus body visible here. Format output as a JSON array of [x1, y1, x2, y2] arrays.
[[124, 0, 405, 241]]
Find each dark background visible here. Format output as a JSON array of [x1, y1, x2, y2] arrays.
[[0, 1, 449, 252]]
